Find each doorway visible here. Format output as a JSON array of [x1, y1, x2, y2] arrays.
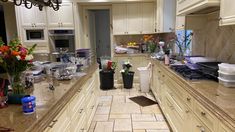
[[88, 10, 111, 59], [0, 5, 7, 44]]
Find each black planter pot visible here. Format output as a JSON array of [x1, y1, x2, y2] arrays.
[[7, 94, 28, 104], [122, 71, 134, 89], [100, 70, 114, 90]]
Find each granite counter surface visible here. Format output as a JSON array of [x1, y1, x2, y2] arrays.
[[152, 59, 235, 130], [0, 64, 99, 132]]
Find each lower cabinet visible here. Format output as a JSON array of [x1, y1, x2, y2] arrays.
[[44, 69, 99, 132], [151, 61, 233, 132]]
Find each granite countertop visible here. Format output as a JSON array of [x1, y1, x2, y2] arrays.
[[152, 59, 235, 130], [113, 53, 149, 57], [0, 63, 99, 132]]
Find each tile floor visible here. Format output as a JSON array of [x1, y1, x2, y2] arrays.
[[89, 83, 171, 132]]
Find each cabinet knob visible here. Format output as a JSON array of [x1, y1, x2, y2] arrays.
[[201, 112, 206, 116], [185, 110, 190, 113], [79, 109, 84, 113], [186, 97, 191, 101], [196, 125, 205, 132], [48, 119, 58, 128]]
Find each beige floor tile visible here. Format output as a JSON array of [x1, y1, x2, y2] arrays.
[[113, 95, 125, 103], [133, 130, 146, 132], [114, 119, 132, 131], [99, 96, 113, 102], [111, 102, 141, 114], [94, 122, 114, 132], [155, 114, 165, 122], [93, 115, 109, 121], [133, 122, 169, 130], [98, 90, 107, 96], [141, 105, 162, 114], [132, 114, 156, 122], [129, 91, 146, 96], [96, 106, 110, 115], [98, 101, 112, 107], [110, 114, 131, 119], [146, 130, 170, 132]]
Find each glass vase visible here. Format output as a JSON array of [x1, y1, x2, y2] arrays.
[[8, 73, 25, 95]]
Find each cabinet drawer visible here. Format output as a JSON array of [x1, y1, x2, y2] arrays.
[[194, 101, 217, 131], [72, 112, 86, 132], [219, 123, 234, 132], [192, 114, 212, 132], [69, 93, 85, 121]]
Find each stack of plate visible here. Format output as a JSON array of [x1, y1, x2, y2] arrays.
[[218, 63, 235, 87]]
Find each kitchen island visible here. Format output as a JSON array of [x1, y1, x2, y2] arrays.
[[0, 63, 99, 132], [151, 58, 235, 132]]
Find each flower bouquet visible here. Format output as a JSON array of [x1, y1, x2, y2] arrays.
[[120, 61, 134, 89], [0, 38, 36, 104]]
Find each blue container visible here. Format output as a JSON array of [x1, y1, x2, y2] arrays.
[[21, 96, 36, 114]]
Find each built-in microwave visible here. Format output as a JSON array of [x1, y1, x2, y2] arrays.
[[26, 29, 44, 40]]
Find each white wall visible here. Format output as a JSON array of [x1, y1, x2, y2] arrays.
[[2, 3, 17, 43]]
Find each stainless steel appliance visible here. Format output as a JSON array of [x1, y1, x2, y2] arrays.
[[26, 29, 44, 40], [49, 30, 75, 53]]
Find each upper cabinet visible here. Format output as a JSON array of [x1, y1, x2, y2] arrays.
[[19, 6, 46, 28], [156, 0, 176, 33], [219, 0, 235, 26], [177, 0, 220, 15], [47, 2, 74, 29], [175, 16, 185, 30], [112, 2, 155, 35]]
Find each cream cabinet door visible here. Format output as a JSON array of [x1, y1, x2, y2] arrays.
[[112, 4, 127, 35], [20, 6, 46, 28], [47, 7, 61, 28], [44, 106, 71, 132], [175, 16, 185, 30], [156, 0, 176, 33], [126, 3, 142, 34], [60, 3, 74, 28], [220, 0, 235, 26], [141, 3, 155, 34], [47, 2, 74, 29]]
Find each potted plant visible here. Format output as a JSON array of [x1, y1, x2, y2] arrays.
[[120, 61, 134, 89], [0, 38, 36, 104], [99, 60, 117, 90]]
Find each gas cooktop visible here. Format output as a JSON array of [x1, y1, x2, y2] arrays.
[[170, 65, 218, 81]]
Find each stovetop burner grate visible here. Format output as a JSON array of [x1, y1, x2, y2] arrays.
[[170, 65, 218, 81]]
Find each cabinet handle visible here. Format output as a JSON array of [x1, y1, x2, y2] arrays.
[[196, 125, 205, 132], [91, 105, 95, 109], [201, 112, 206, 116], [79, 109, 84, 113], [185, 110, 190, 113], [186, 97, 191, 101], [162, 75, 165, 77], [61, 22, 63, 26], [48, 119, 58, 128], [80, 128, 85, 131]]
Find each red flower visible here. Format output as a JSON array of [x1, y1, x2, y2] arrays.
[[0, 46, 9, 53], [11, 51, 20, 56]]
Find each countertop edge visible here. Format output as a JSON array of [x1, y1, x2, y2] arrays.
[[27, 64, 99, 132], [151, 59, 235, 130]]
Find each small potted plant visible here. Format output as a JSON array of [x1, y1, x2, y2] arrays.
[[99, 60, 117, 90], [120, 61, 134, 89]]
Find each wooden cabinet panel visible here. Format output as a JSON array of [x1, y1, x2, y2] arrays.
[[194, 101, 218, 131], [112, 4, 127, 35], [177, 0, 220, 15], [112, 3, 155, 35], [47, 2, 74, 29], [141, 3, 155, 34], [156, 0, 176, 33], [126, 3, 141, 34], [220, 0, 235, 26], [192, 114, 212, 132]]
